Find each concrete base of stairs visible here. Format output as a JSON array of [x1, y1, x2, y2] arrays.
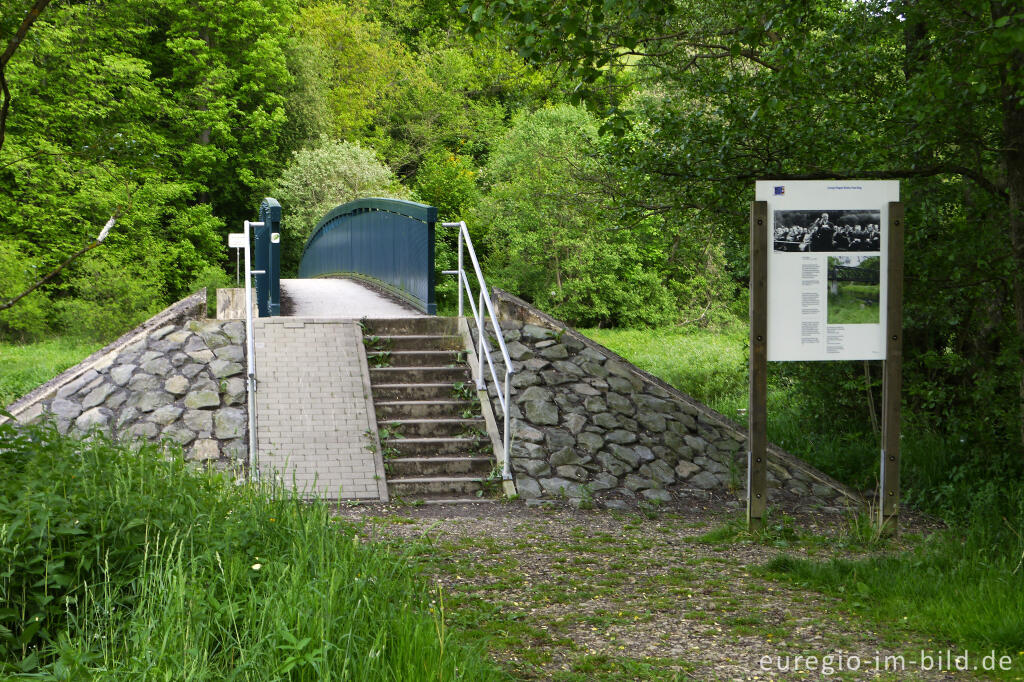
[[456, 317, 518, 498]]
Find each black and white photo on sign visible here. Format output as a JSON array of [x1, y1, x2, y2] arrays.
[[773, 209, 881, 253]]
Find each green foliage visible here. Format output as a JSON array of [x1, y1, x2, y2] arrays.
[[476, 104, 692, 327], [273, 137, 408, 275], [413, 151, 479, 223], [289, 1, 404, 144], [189, 263, 233, 318], [363, 45, 509, 176], [451, 382, 476, 401], [413, 151, 481, 311], [0, 421, 502, 679], [0, 242, 51, 341], [0, 0, 294, 333], [52, 253, 164, 343]]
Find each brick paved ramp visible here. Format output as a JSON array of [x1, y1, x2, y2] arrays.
[[254, 318, 388, 500]]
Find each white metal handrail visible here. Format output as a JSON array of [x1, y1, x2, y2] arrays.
[[443, 221, 514, 481], [243, 220, 262, 480]]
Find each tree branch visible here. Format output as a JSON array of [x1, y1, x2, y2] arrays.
[[0, 0, 54, 70], [0, 0, 54, 153], [0, 68, 9, 153], [0, 210, 120, 313]]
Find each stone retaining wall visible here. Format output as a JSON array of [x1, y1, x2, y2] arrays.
[[8, 293, 248, 469], [476, 289, 861, 511]]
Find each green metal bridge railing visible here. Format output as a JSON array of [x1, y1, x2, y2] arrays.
[[297, 198, 438, 314], [253, 197, 281, 317]]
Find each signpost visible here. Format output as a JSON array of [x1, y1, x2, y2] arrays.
[[749, 181, 903, 533], [228, 232, 246, 285]]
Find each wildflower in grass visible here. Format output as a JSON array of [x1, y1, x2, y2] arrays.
[[252, 563, 262, 571]]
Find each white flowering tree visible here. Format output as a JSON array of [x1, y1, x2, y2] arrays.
[[273, 137, 409, 274]]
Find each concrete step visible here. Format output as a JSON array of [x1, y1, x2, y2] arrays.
[[408, 498, 500, 505], [362, 317, 458, 336], [376, 400, 476, 419], [369, 366, 471, 384], [381, 417, 486, 439], [366, 350, 466, 368], [387, 456, 494, 477], [382, 436, 491, 457], [372, 383, 463, 402], [387, 476, 487, 499], [364, 335, 464, 351]]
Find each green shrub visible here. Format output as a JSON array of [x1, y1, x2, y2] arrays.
[[189, 263, 233, 318], [0, 422, 500, 679], [474, 104, 735, 327], [0, 242, 52, 342], [413, 150, 479, 223], [52, 253, 164, 343]]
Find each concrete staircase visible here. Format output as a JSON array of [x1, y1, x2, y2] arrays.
[[363, 317, 496, 502]]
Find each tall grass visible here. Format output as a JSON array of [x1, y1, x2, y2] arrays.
[[580, 324, 748, 409], [582, 323, 1024, 656], [0, 421, 502, 680], [0, 337, 102, 407]]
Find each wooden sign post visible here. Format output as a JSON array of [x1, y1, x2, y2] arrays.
[[748, 201, 768, 531], [879, 201, 904, 534], [747, 187, 904, 535]]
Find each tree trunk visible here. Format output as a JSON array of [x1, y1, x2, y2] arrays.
[[1001, 37, 1024, 448], [197, 25, 212, 205]]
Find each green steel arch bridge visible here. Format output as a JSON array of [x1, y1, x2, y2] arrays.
[[828, 263, 880, 285], [248, 196, 439, 318]]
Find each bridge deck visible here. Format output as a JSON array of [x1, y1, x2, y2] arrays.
[[281, 278, 423, 318]]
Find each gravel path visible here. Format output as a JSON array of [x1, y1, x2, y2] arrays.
[[336, 500, 972, 681]]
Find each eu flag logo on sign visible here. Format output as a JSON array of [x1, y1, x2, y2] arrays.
[[774, 186, 785, 195]]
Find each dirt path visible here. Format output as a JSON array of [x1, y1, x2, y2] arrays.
[[335, 499, 973, 681]]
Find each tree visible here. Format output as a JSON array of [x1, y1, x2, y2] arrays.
[[0, 0, 303, 339], [272, 137, 408, 275], [468, 0, 1024, 449], [474, 104, 726, 327]]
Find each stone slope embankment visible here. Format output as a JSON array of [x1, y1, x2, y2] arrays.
[[5, 292, 247, 469], [471, 289, 860, 511]]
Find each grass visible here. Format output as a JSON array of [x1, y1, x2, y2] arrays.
[[0, 336, 102, 408], [579, 323, 747, 409], [827, 282, 880, 324], [0, 421, 502, 680], [763, 535, 1024, 652]]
